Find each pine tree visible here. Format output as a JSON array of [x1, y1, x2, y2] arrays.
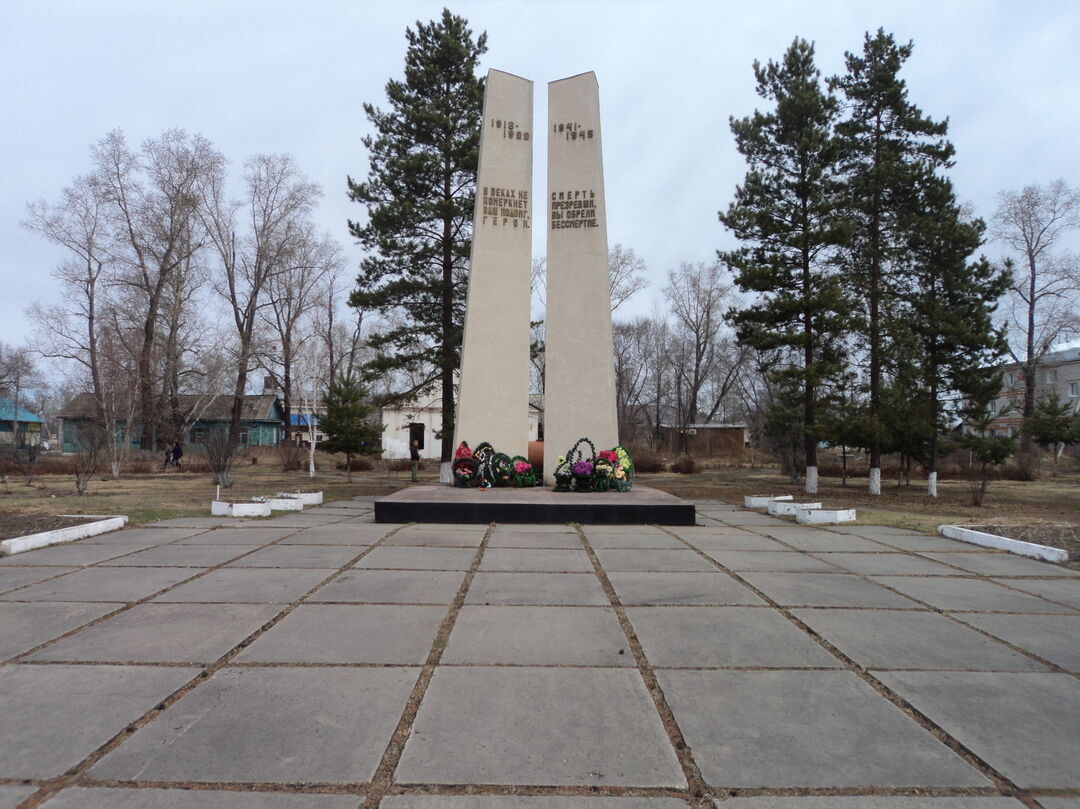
[[832, 30, 955, 495], [320, 374, 382, 482], [720, 37, 851, 494], [347, 9, 486, 475], [1024, 393, 1080, 475], [893, 175, 1009, 495]]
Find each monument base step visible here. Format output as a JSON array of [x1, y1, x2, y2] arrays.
[[374, 484, 695, 525]]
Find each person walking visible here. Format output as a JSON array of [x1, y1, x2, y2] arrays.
[[171, 441, 184, 470], [409, 439, 420, 482]]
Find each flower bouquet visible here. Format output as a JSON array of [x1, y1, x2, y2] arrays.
[[511, 456, 538, 487], [613, 445, 634, 491], [552, 439, 633, 493], [451, 441, 477, 487]]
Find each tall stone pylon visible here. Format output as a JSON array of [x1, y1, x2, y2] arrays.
[[454, 69, 534, 461], [543, 72, 618, 483]]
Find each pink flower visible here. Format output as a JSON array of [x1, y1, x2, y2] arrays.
[[599, 450, 618, 463], [514, 461, 532, 474]]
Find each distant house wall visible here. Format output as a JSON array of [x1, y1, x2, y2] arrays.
[[380, 404, 541, 459], [660, 425, 746, 457], [0, 421, 42, 446], [990, 348, 1080, 437]]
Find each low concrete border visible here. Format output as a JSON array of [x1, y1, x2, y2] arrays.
[[0, 514, 128, 556], [277, 491, 323, 506], [212, 501, 272, 518], [264, 496, 304, 512], [745, 494, 793, 508], [798, 508, 857, 525], [939, 524, 1069, 564], [769, 500, 821, 516]]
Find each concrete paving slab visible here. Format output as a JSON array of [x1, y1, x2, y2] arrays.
[[607, 571, 764, 606], [920, 552, 1080, 577], [579, 524, 668, 534], [225, 544, 361, 568], [827, 525, 926, 537], [756, 528, 888, 552], [0, 787, 36, 809], [958, 613, 1080, 671], [1000, 578, 1080, 610], [812, 552, 965, 576], [357, 546, 477, 571], [491, 524, 577, 534], [178, 527, 298, 544], [0, 565, 69, 592], [792, 608, 1049, 671], [40, 787, 362, 808], [715, 799, 1024, 808], [144, 517, 233, 528], [1, 566, 197, 602], [236, 604, 444, 663], [100, 544, 262, 567], [870, 577, 1079, 613], [29, 603, 280, 663], [382, 798, 691, 809], [248, 514, 345, 527], [0, 663, 197, 778], [585, 532, 687, 549], [444, 605, 631, 666], [702, 550, 840, 573], [876, 670, 1080, 788], [396, 667, 684, 786], [277, 525, 387, 545], [152, 567, 330, 603], [81, 527, 208, 544], [479, 548, 594, 572], [670, 531, 788, 552], [90, 666, 418, 783], [628, 606, 839, 668], [487, 530, 584, 549], [713, 513, 789, 526], [0, 601, 117, 659], [309, 569, 466, 604], [1039, 801, 1080, 809], [388, 526, 487, 544], [658, 669, 987, 788], [0, 543, 152, 567], [742, 572, 923, 608], [868, 534, 978, 552], [465, 571, 609, 605], [593, 548, 717, 573]]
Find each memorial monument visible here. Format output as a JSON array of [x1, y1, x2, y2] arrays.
[[542, 72, 619, 484], [454, 69, 534, 459]]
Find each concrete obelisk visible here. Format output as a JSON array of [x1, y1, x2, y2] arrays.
[[543, 72, 618, 483], [454, 69, 534, 461]]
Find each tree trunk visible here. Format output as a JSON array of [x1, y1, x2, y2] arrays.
[[439, 164, 455, 483]]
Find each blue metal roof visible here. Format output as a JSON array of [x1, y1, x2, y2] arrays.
[[0, 397, 44, 424]]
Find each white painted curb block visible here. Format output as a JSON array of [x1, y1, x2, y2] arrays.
[[0, 515, 127, 556], [745, 494, 793, 508], [264, 496, 304, 512], [798, 508, 857, 525], [212, 501, 272, 518], [769, 501, 821, 516], [939, 524, 1068, 564], [278, 491, 323, 506]]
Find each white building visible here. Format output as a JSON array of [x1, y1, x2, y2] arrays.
[[380, 385, 541, 459]]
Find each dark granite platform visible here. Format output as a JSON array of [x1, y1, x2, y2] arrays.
[[374, 485, 696, 525]]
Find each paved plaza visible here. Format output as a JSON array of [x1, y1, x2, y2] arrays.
[[1, 498, 1078, 809]]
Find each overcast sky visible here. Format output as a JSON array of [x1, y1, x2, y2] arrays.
[[3, 0, 1078, 348]]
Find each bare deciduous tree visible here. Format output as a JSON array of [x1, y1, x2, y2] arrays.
[[994, 179, 1080, 473], [200, 153, 321, 451]]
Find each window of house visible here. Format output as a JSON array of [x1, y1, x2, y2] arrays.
[[1070, 381, 1079, 398], [190, 426, 209, 445], [1006, 372, 1017, 386], [1045, 368, 1058, 385], [238, 427, 249, 445], [988, 400, 997, 414]]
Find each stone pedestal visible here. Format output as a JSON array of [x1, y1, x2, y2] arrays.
[[543, 72, 618, 483], [454, 69, 534, 459]]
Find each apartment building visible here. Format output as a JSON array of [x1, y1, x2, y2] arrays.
[[990, 346, 1080, 436]]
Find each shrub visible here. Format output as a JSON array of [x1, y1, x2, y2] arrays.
[[628, 446, 664, 474], [278, 442, 305, 472], [337, 454, 373, 472], [669, 455, 698, 474]]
